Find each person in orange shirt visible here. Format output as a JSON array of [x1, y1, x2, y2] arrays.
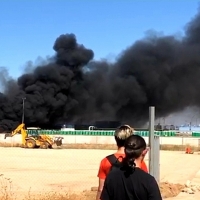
[[96, 125, 148, 200]]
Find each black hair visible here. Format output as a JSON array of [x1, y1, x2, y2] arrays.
[[123, 134, 146, 172], [115, 137, 125, 148], [114, 125, 134, 148]]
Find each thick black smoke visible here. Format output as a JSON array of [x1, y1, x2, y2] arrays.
[[1, 9, 200, 131]]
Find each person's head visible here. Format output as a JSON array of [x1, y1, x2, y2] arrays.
[[124, 134, 147, 169], [114, 124, 134, 148]]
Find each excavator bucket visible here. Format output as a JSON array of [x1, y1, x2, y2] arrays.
[[53, 136, 64, 146], [4, 133, 12, 139]]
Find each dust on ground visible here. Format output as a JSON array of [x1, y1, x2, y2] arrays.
[[1, 142, 200, 151], [0, 147, 200, 199], [9, 183, 184, 200]]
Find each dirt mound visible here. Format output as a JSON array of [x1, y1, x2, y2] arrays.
[[0, 183, 185, 200], [90, 182, 184, 199], [159, 182, 184, 198]]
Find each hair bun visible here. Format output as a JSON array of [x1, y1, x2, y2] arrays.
[[127, 142, 136, 149]]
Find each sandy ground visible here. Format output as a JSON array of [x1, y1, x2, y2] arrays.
[[0, 147, 200, 199]]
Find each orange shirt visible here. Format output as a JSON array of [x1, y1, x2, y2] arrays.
[[97, 153, 148, 179]]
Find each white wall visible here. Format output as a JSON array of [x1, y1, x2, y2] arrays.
[[1, 133, 200, 147]]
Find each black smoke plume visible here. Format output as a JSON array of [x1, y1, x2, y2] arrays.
[[1, 8, 200, 131]]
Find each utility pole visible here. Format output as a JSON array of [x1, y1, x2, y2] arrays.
[[22, 97, 26, 123]]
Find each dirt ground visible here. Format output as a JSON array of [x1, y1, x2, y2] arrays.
[[0, 147, 200, 199]]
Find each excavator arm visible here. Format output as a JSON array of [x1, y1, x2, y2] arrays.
[[4, 123, 27, 146]]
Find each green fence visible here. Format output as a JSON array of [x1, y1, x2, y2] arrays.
[[192, 132, 200, 137], [26, 129, 200, 137], [27, 130, 178, 137]]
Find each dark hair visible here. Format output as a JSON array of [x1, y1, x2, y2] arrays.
[[123, 134, 146, 170], [114, 125, 134, 148]]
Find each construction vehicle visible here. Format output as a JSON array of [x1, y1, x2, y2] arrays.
[[4, 123, 64, 149]]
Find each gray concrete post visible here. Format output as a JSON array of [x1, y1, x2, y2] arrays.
[[149, 106, 155, 177], [154, 135, 160, 183], [148, 106, 160, 183]]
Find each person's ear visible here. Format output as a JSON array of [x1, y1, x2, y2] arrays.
[[141, 149, 148, 156]]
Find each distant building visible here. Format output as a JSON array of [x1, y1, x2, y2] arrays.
[[94, 121, 121, 129], [154, 124, 178, 131], [54, 120, 121, 130], [179, 125, 200, 132]]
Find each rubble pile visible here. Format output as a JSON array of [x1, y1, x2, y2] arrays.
[[159, 182, 184, 198], [181, 180, 200, 194]]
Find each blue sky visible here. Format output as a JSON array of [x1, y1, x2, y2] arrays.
[[0, 0, 200, 79]]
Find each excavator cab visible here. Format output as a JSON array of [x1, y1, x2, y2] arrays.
[[26, 127, 41, 139]]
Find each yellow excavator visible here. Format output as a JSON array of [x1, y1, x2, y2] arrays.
[[4, 123, 64, 149]]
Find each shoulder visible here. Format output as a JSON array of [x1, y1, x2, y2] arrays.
[[101, 153, 124, 164], [98, 155, 112, 174], [97, 154, 119, 179], [98, 153, 124, 173], [100, 154, 115, 164], [136, 168, 157, 182], [99, 156, 111, 168], [97, 157, 110, 179]]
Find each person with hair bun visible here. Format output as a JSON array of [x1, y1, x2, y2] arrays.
[[100, 134, 162, 200], [96, 125, 148, 200]]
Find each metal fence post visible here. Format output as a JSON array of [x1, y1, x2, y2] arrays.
[[148, 106, 160, 183], [153, 135, 160, 183], [149, 106, 155, 177]]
